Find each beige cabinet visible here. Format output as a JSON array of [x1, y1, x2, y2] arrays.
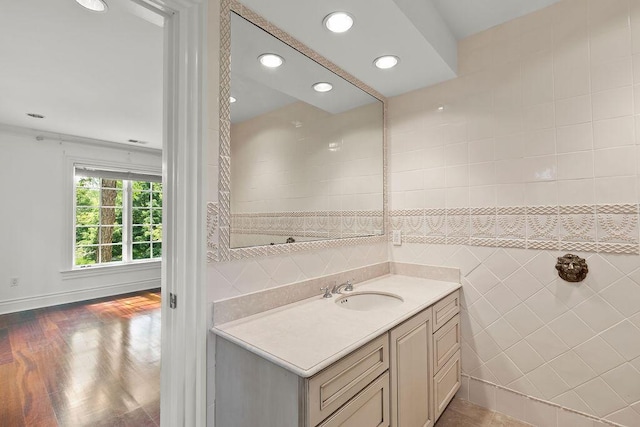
[[319, 372, 390, 427], [389, 291, 461, 427], [215, 289, 460, 427], [390, 308, 434, 427]]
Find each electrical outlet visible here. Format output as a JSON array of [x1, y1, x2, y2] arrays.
[[392, 230, 402, 246], [10, 277, 19, 287]]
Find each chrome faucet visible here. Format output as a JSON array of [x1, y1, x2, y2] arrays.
[[332, 279, 354, 294], [320, 286, 332, 298]]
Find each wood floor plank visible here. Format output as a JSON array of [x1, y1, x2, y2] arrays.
[[0, 361, 27, 426]]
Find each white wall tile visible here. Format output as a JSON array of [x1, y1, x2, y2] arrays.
[[445, 165, 469, 187], [548, 350, 597, 388], [589, 25, 631, 64], [554, 41, 591, 100], [505, 340, 545, 373], [555, 95, 592, 126], [523, 155, 557, 182], [525, 129, 556, 157], [527, 363, 571, 399], [556, 179, 595, 205], [469, 379, 496, 410], [495, 387, 527, 420], [600, 320, 640, 361], [590, 56, 633, 93], [591, 86, 634, 121], [557, 151, 594, 180], [524, 399, 558, 427], [445, 142, 469, 166], [556, 123, 593, 153], [601, 363, 640, 404], [594, 146, 637, 177], [595, 176, 637, 204], [468, 138, 495, 163], [469, 185, 497, 207], [593, 116, 635, 148], [548, 311, 596, 348], [574, 377, 627, 417], [574, 336, 625, 375]]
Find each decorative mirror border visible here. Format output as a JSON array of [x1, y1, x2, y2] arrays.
[[210, 0, 388, 262]]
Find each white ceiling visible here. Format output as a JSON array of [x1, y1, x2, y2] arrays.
[[0, 0, 163, 149], [0, 0, 561, 150]]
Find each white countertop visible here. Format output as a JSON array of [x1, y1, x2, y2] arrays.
[[212, 274, 461, 378]]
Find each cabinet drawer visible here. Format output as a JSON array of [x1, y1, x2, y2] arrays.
[[433, 315, 460, 374], [433, 350, 461, 421], [319, 372, 389, 427], [309, 334, 389, 427], [432, 290, 460, 332]]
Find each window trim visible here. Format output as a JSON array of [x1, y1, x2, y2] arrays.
[[65, 156, 162, 271]]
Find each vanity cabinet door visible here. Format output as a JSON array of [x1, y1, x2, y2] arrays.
[[318, 372, 389, 427], [390, 308, 434, 427], [433, 350, 461, 420]]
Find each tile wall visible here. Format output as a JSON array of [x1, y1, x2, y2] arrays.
[[389, 0, 640, 424]]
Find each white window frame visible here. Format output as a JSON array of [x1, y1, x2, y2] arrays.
[[73, 169, 163, 268], [64, 157, 162, 271]]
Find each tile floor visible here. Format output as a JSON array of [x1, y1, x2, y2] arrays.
[[436, 398, 532, 427]]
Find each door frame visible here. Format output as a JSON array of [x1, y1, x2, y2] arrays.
[[139, 0, 209, 425]]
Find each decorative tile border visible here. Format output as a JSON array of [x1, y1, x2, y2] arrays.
[[389, 204, 640, 255], [213, 0, 388, 262], [230, 210, 383, 240]]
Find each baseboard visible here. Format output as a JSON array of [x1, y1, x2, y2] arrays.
[[0, 278, 161, 315], [457, 374, 623, 427]]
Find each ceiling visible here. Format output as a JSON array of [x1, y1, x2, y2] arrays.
[[0, 0, 164, 149], [0, 0, 561, 150]]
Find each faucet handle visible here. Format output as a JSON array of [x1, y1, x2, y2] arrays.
[[320, 287, 332, 298], [345, 279, 354, 292]]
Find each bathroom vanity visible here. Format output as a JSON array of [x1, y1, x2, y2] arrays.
[[213, 275, 461, 427]]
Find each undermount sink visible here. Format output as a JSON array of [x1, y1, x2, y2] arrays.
[[335, 291, 404, 311]]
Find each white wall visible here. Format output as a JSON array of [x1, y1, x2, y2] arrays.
[[0, 128, 162, 314], [389, 0, 640, 424]]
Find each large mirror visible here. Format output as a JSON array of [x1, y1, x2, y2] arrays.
[[227, 9, 385, 249]]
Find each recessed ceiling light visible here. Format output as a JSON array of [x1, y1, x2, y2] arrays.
[[75, 0, 108, 12], [313, 82, 333, 93], [230, 96, 237, 103], [373, 55, 399, 70], [437, 105, 445, 112], [258, 53, 284, 68], [323, 12, 354, 33], [26, 113, 45, 119]]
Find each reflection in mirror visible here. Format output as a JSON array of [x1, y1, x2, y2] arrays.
[[229, 12, 384, 249]]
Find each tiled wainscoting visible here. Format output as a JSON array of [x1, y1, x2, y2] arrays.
[[390, 204, 640, 255], [392, 244, 640, 426], [458, 375, 617, 427]]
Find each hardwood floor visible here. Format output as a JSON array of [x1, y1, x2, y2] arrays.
[[0, 290, 161, 427]]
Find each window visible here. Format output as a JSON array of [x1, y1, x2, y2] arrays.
[[74, 166, 162, 267]]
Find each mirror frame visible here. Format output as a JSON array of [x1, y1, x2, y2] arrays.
[[209, 0, 388, 262]]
